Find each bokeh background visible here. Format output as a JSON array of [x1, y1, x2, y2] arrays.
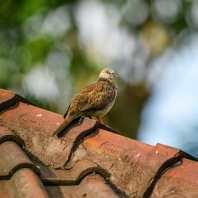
[[1, 0, 198, 157]]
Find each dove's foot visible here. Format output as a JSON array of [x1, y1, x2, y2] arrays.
[[96, 116, 103, 124]]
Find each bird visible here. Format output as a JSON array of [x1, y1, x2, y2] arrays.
[[53, 68, 118, 136]]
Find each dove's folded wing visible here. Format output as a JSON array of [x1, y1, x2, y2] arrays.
[[76, 81, 115, 112]]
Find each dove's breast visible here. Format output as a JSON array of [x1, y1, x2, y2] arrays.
[[90, 79, 117, 117]]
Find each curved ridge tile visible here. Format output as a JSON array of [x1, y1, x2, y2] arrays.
[[0, 89, 16, 112], [0, 168, 49, 198], [15, 94, 36, 106], [0, 141, 40, 179], [56, 116, 117, 141], [0, 88, 36, 112], [45, 174, 119, 198], [0, 126, 24, 146], [82, 129, 197, 197], [56, 117, 118, 139], [33, 160, 109, 185], [0, 101, 116, 169], [77, 174, 119, 198], [0, 101, 70, 168], [143, 143, 198, 197], [155, 143, 197, 161], [151, 158, 198, 198]]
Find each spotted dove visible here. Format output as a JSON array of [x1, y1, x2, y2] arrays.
[[53, 68, 118, 135]]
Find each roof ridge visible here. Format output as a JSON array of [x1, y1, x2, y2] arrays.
[[0, 88, 36, 113], [1, 88, 198, 197]]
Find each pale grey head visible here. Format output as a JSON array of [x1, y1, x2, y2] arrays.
[[99, 68, 117, 80]]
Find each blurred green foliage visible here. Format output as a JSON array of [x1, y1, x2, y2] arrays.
[[0, 0, 196, 138]]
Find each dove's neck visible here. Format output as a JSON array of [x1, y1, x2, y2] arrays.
[[98, 77, 112, 82], [98, 77, 117, 89]]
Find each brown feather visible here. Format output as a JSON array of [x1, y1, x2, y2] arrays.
[[53, 68, 117, 136]]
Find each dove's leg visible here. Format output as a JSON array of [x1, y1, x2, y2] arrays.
[[96, 116, 103, 124]]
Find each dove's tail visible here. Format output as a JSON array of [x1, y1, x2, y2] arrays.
[[52, 112, 76, 136]]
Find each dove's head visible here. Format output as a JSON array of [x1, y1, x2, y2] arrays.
[[99, 68, 117, 80]]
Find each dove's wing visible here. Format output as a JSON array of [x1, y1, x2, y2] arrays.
[[72, 80, 116, 113]]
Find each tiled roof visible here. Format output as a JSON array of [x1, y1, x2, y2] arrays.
[[0, 88, 198, 198]]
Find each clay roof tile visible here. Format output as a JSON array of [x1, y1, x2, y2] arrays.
[[45, 174, 121, 198], [0, 168, 49, 198], [0, 88, 198, 198], [0, 89, 36, 112], [0, 140, 40, 179], [0, 126, 24, 146], [151, 158, 198, 197], [34, 159, 109, 185]]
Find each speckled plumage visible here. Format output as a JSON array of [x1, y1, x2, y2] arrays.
[[53, 68, 117, 135]]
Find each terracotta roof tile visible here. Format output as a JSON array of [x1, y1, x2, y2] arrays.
[[0, 100, 117, 169], [151, 158, 198, 197], [0, 88, 198, 197], [82, 129, 197, 197], [0, 126, 24, 146], [0, 168, 49, 198], [45, 174, 120, 198], [0, 89, 36, 112], [33, 159, 108, 185], [0, 101, 72, 168], [0, 141, 40, 179]]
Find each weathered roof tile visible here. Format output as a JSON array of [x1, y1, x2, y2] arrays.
[[0, 89, 16, 112], [0, 168, 49, 198], [0, 126, 24, 146], [1, 88, 198, 198], [0, 101, 117, 169], [0, 101, 69, 168], [0, 88, 36, 112], [82, 129, 197, 197], [56, 116, 118, 141], [0, 141, 40, 179], [33, 159, 109, 185], [151, 158, 198, 197], [45, 174, 119, 198]]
